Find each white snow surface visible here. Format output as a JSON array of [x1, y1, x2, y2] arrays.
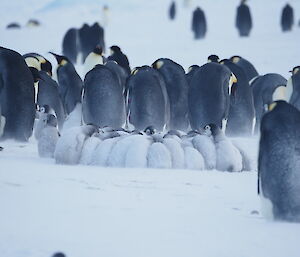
[[1, 0, 300, 256]]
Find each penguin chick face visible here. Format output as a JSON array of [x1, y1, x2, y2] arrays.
[[203, 124, 221, 137], [144, 126, 156, 135], [46, 114, 58, 127], [207, 55, 220, 63]]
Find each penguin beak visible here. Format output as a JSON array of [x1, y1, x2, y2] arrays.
[[231, 73, 238, 83], [49, 52, 65, 66], [268, 102, 277, 111]]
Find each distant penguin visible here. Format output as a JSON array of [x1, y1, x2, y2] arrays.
[[186, 65, 200, 85], [204, 124, 243, 172], [191, 7, 207, 39], [0, 47, 35, 141], [126, 66, 168, 131], [287, 66, 300, 110], [38, 114, 59, 158], [259, 101, 300, 222], [34, 105, 55, 140], [78, 23, 90, 63], [281, 4, 294, 32], [252, 73, 287, 133], [54, 125, 97, 165], [82, 64, 125, 128], [6, 22, 21, 29], [230, 55, 258, 82], [50, 52, 82, 115], [83, 46, 105, 77], [153, 58, 189, 131], [52, 253, 66, 257], [169, 1, 176, 20], [62, 27, 79, 64], [220, 59, 255, 136], [101, 5, 110, 27], [108, 45, 131, 75], [235, 0, 252, 37], [26, 19, 40, 27], [188, 62, 237, 130]]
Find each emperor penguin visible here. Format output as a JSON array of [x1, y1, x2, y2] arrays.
[[230, 55, 258, 82], [23, 53, 52, 76], [188, 62, 237, 131], [34, 104, 56, 140], [82, 64, 125, 128], [186, 65, 200, 86], [38, 114, 59, 158], [104, 60, 128, 93], [251, 73, 287, 133], [287, 66, 300, 110], [26, 19, 40, 27], [281, 4, 294, 32], [50, 52, 83, 115], [83, 46, 105, 77], [108, 45, 131, 75], [235, 0, 252, 37], [220, 59, 255, 137], [0, 47, 35, 141], [203, 124, 243, 172], [207, 54, 220, 63], [153, 58, 189, 131], [78, 23, 90, 63], [169, 1, 176, 20], [191, 7, 207, 39], [126, 66, 168, 131], [259, 101, 300, 222], [6, 22, 21, 29], [62, 27, 79, 64]]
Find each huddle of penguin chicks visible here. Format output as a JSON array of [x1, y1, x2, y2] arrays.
[[50, 119, 250, 172]]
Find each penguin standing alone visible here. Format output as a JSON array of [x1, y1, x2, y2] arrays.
[[281, 4, 294, 32], [169, 1, 176, 20], [235, 0, 252, 37], [258, 101, 300, 222], [191, 7, 207, 39]]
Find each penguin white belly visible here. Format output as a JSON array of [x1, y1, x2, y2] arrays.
[[215, 139, 243, 172], [184, 146, 205, 170], [38, 127, 59, 158], [125, 136, 150, 168], [163, 138, 185, 169], [79, 136, 101, 165], [286, 77, 294, 102], [147, 142, 172, 169], [192, 135, 216, 170], [34, 113, 48, 140]]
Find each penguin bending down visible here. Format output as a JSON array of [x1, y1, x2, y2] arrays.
[[126, 66, 168, 131], [23, 53, 53, 76], [188, 62, 237, 130], [235, 0, 252, 37], [0, 47, 35, 141], [50, 52, 82, 115], [153, 58, 189, 131], [6, 22, 21, 29], [230, 55, 258, 82], [259, 101, 300, 222], [251, 73, 287, 133], [62, 28, 79, 64], [82, 64, 125, 128], [83, 46, 105, 77], [54, 125, 97, 165], [204, 124, 243, 172], [108, 45, 131, 75], [221, 59, 255, 137], [281, 4, 294, 32], [287, 66, 300, 111], [38, 114, 59, 158], [191, 7, 207, 39]]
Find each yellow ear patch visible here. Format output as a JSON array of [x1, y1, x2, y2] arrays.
[[232, 57, 240, 63], [60, 59, 67, 66], [155, 60, 164, 69], [131, 68, 138, 75], [268, 102, 277, 111], [25, 57, 41, 70], [230, 73, 238, 83], [188, 66, 193, 73]]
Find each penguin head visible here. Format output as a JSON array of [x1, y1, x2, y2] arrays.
[[187, 65, 199, 73], [152, 59, 164, 69], [289, 66, 300, 75], [164, 129, 182, 139], [110, 45, 121, 55], [144, 126, 156, 135], [40, 59, 53, 76], [229, 72, 238, 95], [46, 114, 58, 127], [203, 124, 221, 137], [230, 56, 241, 64], [93, 45, 103, 56], [29, 67, 41, 83], [207, 55, 220, 63], [49, 52, 69, 66], [24, 55, 41, 70]]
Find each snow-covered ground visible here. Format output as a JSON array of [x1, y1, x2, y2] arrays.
[[1, 0, 300, 256]]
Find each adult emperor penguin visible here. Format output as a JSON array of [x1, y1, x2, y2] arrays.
[[258, 101, 300, 222], [23, 53, 53, 76], [153, 58, 189, 131], [281, 4, 294, 32], [191, 7, 207, 39], [220, 59, 255, 136], [78, 23, 90, 63], [105, 60, 128, 93], [6, 22, 21, 29], [83, 46, 105, 77], [108, 45, 131, 75], [38, 114, 59, 158], [0, 47, 35, 141], [186, 65, 200, 86], [50, 52, 83, 115], [252, 73, 287, 133], [62, 27, 79, 64], [169, 1, 176, 20], [82, 64, 125, 128], [126, 66, 168, 131], [188, 62, 237, 131], [230, 55, 258, 82], [288, 66, 300, 110], [204, 124, 243, 172], [207, 54, 220, 63], [235, 0, 252, 37]]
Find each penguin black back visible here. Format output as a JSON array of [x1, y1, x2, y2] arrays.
[[281, 4, 294, 32], [169, 1, 176, 20], [62, 27, 79, 64], [235, 0, 252, 37]]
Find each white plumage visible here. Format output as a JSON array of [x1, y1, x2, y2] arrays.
[[163, 137, 185, 169], [184, 146, 205, 170], [147, 142, 172, 169]]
